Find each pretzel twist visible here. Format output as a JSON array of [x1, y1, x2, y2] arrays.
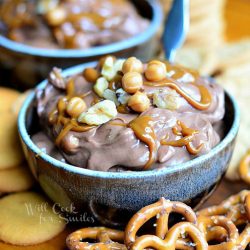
[[176, 225, 230, 250], [239, 150, 250, 184], [244, 193, 250, 221], [197, 216, 239, 250], [131, 222, 208, 250], [198, 190, 250, 225], [66, 192, 250, 250], [237, 224, 250, 250], [124, 197, 197, 247], [66, 227, 126, 250]]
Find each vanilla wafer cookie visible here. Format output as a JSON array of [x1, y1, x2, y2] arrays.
[[175, 46, 218, 75], [0, 87, 24, 169], [0, 113, 24, 169], [0, 164, 35, 193], [216, 74, 250, 180], [0, 87, 20, 113], [11, 90, 32, 116], [0, 192, 66, 245], [215, 39, 250, 72]]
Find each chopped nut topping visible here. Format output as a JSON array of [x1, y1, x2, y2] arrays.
[[48, 67, 66, 89], [101, 57, 125, 81], [153, 89, 181, 110], [78, 100, 117, 125], [103, 89, 119, 106], [93, 77, 109, 97]]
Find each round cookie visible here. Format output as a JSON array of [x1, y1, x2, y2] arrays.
[[0, 87, 20, 113], [0, 165, 35, 193], [0, 113, 24, 169], [175, 46, 218, 75], [215, 62, 250, 180], [0, 87, 25, 169], [11, 90, 32, 116], [0, 192, 66, 246]]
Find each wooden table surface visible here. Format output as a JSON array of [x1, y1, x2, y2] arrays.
[[1, 0, 250, 249]]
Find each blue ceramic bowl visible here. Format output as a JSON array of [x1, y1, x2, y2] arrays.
[[18, 63, 240, 225], [0, 0, 162, 89]]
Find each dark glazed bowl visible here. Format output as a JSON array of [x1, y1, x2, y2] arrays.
[[0, 0, 162, 89], [18, 63, 240, 225]]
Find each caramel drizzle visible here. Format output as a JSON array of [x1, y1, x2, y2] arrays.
[[109, 118, 203, 169], [164, 62, 199, 80], [128, 116, 157, 170], [144, 80, 212, 111], [49, 79, 95, 146], [161, 120, 204, 155], [47, 60, 210, 167]]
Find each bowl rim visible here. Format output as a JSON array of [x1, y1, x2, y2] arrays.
[[0, 0, 162, 58], [18, 62, 240, 180]]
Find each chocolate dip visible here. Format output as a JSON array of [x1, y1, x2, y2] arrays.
[[32, 57, 225, 172], [0, 0, 149, 49]]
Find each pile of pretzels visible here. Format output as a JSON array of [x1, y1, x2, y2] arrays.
[[66, 190, 250, 250]]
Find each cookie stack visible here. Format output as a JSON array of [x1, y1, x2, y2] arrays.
[[0, 87, 66, 246], [160, 0, 226, 75], [161, 0, 225, 49], [186, 0, 225, 49], [213, 39, 250, 181], [0, 87, 34, 194], [176, 0, 226, 74]]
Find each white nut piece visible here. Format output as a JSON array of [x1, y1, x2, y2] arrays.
[[101, 57, 125, 81], [93, 77, 109, 97], [116, 88, 131, 105], [153, 89, 181, 110], [78, 100, 117, 125], [103, 89, 119, 106], [114, 59, 125, 72], [101, 56, 115, 81]]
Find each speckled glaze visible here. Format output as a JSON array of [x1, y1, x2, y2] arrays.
[[18, 63, 240, 225], [0, 0, 162, 89]]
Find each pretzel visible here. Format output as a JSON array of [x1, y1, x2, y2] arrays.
[[235, 193, 250, 250], [198, 190, 250, 225], [131, 222, 208, 250], [66, 227, 126, 250], [244, 192, 250, 220], [239, 150, 250, 184], [197, 216, 239, 250], [196, 191, 250, 250], [124, 197, 197, 247], [176, 225, 229, 250], [237, 224, 250, 250]]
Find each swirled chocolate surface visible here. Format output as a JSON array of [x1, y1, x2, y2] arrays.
[[0, 0, 149, 49], [33, 59, 225, 171]]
